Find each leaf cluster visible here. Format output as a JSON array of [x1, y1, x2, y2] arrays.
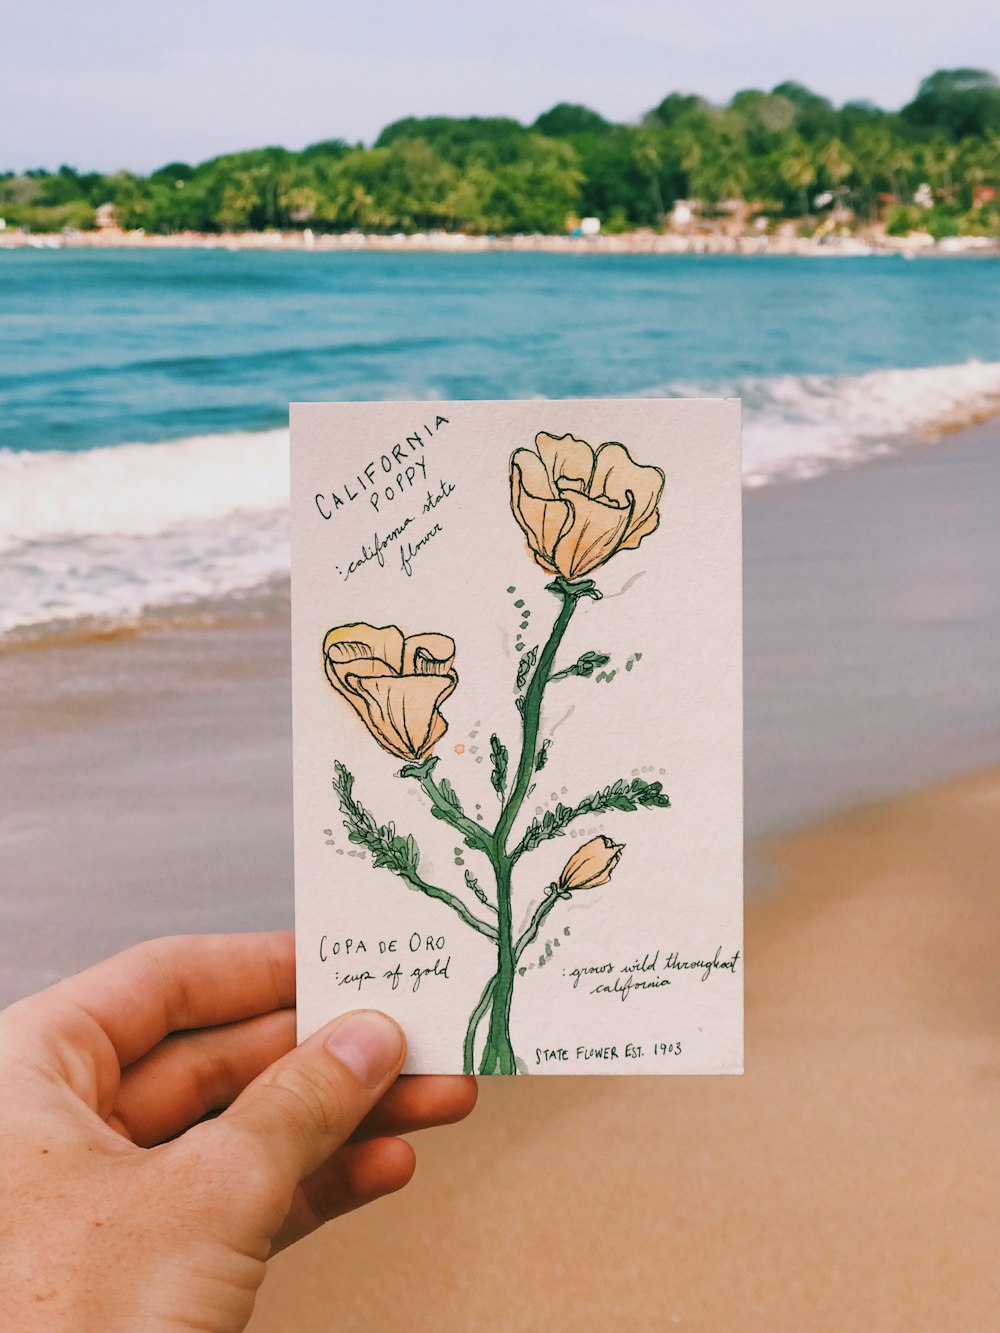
[[332, 760, 421, 877], [516, 646, 538, 691], [436, 775, 465, 814], [517, 777, 670, 855], [490, 735, 509, 797], [464, 869, 495, 910]]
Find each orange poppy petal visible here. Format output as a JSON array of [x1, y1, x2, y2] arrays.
[[618, 506, 661, 551], [591, 443, 664, 549], [535, 432, 596, 492], [511, 455, 572, 568], [323, 623, 405, 699], [402, 632, 457, 676], [550, 490, 633, 580], [511, 448, 555, 500], [350, 672, 458, 761]]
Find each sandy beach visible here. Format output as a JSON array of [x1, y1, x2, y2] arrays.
[[3, 419, 998, 1001], [248, 764, 1000, 1332], [1, 418, 998, 1325], [3, 224, 998, 259]]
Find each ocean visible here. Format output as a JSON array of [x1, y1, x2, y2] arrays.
[[3, 248, 1000, 636]]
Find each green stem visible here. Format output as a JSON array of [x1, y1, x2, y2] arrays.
[[464, 884, 568, 1070], [478, 579, 593, 1074], [479, 851, 516, 1073], [463, 973, 496, 1074], [404, 759, 493, 856], [495, 585, 580, 851], [398, 869, 498, 941], [514, 884, 567, 960]]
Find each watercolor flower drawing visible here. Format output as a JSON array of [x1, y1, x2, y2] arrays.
[[325, 431, 670, 1074], [323, 625, 458, 762], [557, 835, 625, 893], [510, 432, 664, 578]]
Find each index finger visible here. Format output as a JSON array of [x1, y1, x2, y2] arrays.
[[37, 932, 295, 1067]]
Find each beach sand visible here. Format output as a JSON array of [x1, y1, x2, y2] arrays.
[[4, 224, 997, 258], [248, 765, 1000, 1332], [3, 420, 998, 1002], [2, 421, 999, 1326]]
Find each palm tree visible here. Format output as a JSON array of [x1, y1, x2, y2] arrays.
[[779, 144, 817, 216], [632, 129, 666, 222], [819, 137, 852, 207]]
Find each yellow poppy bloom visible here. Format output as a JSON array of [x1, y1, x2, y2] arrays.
[[323, 622, 458, 762], [510, 432, 664, 580]]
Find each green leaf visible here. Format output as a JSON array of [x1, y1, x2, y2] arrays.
[[535, 739, 552, 772], [571, 650, 611, 678], [516, 646, 538, 691], [464, 868, 494, 909], [490, 734, 508, 798], [549, 649, 612, 683], [515, 776, 671, 854], [331, 759, 425, 877], [437, 776, 464, 814]]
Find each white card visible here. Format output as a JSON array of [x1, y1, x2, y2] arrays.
[[291, 400, 742, 1075]]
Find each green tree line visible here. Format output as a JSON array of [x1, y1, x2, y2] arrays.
[[3, 69, 999, 237]]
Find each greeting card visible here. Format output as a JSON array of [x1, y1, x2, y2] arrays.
[[291, 400, 742, 1075]]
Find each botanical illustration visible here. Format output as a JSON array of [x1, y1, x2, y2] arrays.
[[324, 431, 671, 1074]]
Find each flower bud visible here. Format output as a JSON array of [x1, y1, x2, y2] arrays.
[[558, 836, 625, 893]]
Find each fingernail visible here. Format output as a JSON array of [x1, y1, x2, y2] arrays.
[[324, 1011, 403, 1088]]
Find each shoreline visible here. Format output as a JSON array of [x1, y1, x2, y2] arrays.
[[4, 404, 1000, 655], [3, 412, 997, 845], [3, 225, 998, 259], [1, 415, 998, 1002], [3, 406, 997, 1322]]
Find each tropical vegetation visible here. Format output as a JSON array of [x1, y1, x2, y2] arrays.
[[3, 68, 998, 238]]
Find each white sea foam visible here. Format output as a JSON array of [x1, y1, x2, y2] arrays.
[[0, 428, 290, 552], [661, 358, 1000, 487], [3, 360, 1000, 635]]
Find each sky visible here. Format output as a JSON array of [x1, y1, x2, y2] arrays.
[[2, 0, 997, 173]]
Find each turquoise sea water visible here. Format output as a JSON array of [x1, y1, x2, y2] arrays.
[[2, 249, 1000, 632]]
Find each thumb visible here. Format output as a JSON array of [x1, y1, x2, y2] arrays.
[[209, 1009, 405, 1188]]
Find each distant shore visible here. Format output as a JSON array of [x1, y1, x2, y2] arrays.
[[3, 224, 998, 259]]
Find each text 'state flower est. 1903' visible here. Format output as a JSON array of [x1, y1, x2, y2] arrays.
[[323, 623, 458, 762], [510, 432, 665, 580], [558, 836, 625, 894]]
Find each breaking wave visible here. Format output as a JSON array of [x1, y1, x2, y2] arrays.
[[3, 360, 999, 634]]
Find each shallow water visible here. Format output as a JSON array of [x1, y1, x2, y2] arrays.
[[2, 249, 1000, 633]]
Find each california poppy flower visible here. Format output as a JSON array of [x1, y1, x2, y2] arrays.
[[323, 623, 457, 762], [510, 432, 664, 580]]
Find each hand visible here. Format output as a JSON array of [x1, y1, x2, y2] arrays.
[[0, 932, 476, 1331]]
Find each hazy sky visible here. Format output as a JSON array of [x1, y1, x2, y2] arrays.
[[3, 0, 996, 172]]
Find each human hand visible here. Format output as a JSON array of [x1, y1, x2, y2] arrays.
[[0, 932, 476, 1331]]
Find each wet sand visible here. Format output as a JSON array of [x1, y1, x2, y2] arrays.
[[2, 422, 999, 1327], [249, 766, 1000, 1332], [2, 422, 999, 1003]]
